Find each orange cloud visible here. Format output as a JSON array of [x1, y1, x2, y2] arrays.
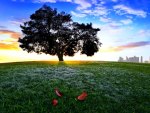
[[0, 29, 21, 50], [101, 41, 150, 52], [0, 42, 20, 50], [0, 30, 21, 39]]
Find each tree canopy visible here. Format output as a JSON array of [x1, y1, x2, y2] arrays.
[[18, 5, 102, 61]]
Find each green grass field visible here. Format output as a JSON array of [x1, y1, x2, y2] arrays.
[[0, 61, 150, 113]]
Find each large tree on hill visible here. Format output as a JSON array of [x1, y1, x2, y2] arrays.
[[18, 5, 102, 61]]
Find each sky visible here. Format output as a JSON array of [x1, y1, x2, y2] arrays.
[[0, 0, 150, 63]]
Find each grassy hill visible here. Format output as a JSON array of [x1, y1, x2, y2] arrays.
[[0, 61, 150, 113]]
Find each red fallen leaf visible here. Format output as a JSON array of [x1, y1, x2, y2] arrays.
[[52, 99, 58, 106], [55, 88, 63, 97], [77, 92, 87, 101]]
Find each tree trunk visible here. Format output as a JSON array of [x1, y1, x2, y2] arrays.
[[58, 53, 64, 61]]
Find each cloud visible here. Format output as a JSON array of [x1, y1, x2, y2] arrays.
[[83, 6, 109, 16], [0, 29, 21, 50], [138, 29, 150, 38], [9, 18, 29, 26], [120, 19, 132, 25], [0, 30, 21, 39], [0, 42, 19, 50], [74, 0, 91, 10], [100, 17, 111, 23], [33, 0, 90, 10], [71, 11, 86, 17], [97, 21, 124, 36], [9, 20, 23, 26], [12, 0, 25, 1], [111, 0, 118, 2], [91, 0, 97, 4], [34, 0, 72, 3], [108, 22, 123, 29], [0, 25, 6, 29], [95, 0, 106, 5], [100, 17, 132, 27], [34, 0, 57, 3], [59, 0, 72, 2], [113, 4, 147, 18], [101, 41, 150, 52]]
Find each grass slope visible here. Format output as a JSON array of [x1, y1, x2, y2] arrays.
[[0, 61, 150, 113]]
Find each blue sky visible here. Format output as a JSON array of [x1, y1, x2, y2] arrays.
[[0, 0, 150, 62]]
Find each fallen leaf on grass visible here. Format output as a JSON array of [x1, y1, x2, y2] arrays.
[[52, 99, 58, 106], [77, 92, 87, 101], [55, 88, 63, 97]]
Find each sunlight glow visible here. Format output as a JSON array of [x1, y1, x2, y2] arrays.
[[0, 34, 11, 40], [0, 0, 150, 63]]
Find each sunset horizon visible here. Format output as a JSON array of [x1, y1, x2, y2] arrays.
[[1, 1, 150, 112], [0, 0, 150, 63]]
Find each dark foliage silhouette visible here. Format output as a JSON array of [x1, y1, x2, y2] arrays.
[[18, 5, 102, 61]]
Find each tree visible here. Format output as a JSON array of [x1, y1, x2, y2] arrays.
[[18, 5, 102, 61]]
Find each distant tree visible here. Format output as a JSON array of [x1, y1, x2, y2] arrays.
[[18, 5, 102, 61]]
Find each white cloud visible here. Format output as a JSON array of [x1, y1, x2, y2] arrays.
[[100, 17, 111, 22], [108, 22, 123, 29], [10, 21, 23, 25], [59, 0, 72, 2], [138, 30, 150, 38], [91, 0, 97, 4], [94, 22, 123, 35], [96, 0, 105, 5], [33, 0, 90, 10], [83, 6, 109, 16], [9, 19, 29, 26], [71, 11, 86, 17], [74, 0, 91, 10], [113, 4, 147, 18], [120, 19, 132, 25], [12, 0, 24, 1], [34, 0, 56, 3], [34, 0, 72, 3], [86, 0, 105, 5], [100, 17, 133, 25], [111, 0, 118, 2]]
